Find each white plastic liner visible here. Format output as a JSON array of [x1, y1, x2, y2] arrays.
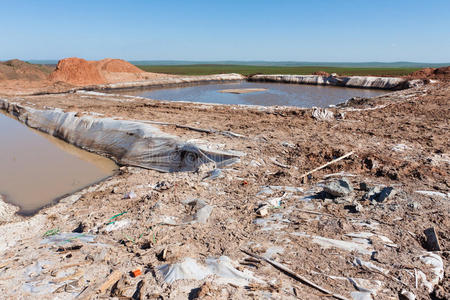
[[0, 99, 240, 172], [249, 74, 411, 90], [80, 73, 245, 91], [158, 256, 262, 286]]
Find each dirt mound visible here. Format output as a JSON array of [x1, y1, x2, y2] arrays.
[[410, 66, 450, 80], [49, 58, 105, 85], [0, 59, 53, 81], [49, 57, 165, 86], [96, 58, 144, 73], [312, 71, 330, 77]]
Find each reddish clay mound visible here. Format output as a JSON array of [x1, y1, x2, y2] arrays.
[[410, 66, 450, 80], [49, 57, 168, 86], [49, 58, 105, 85]]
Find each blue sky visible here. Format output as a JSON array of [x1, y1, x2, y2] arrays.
[[1, 0, 449, 62]]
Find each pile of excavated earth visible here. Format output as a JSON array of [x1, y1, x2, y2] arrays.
[[48, 57, 171, 86], [0, 58, 448, 300], [409, 66, 450, 80], [0, 58, 173, 95]]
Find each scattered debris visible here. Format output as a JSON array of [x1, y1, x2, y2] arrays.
[[77, 269, 123, 299], [153, 181, 172, 191], [400, 289, 416, 300], [256, 205, 269, 217], [41, 233, 95, 246], [415, 190, 449, 198], [363, 186, 396, 203], [323, 178, 354, 197], [105, 219, 130, 232], [241, 249, 349, 300], [312, 107, 334, 121], [131, 269, 142, 278], [123, 191, 137, 199], [182, 199, 213, 224], [424, 227, 442, 251], [299, 151, 354, 180], [202, 169, 222, 181], [270, 157, 291, 169]]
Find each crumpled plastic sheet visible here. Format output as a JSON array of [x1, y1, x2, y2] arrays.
[[0, 99, 241, 172], [41, 233, 95, 246], [249, 74, 410, 90], [158, 256, 262, 286]]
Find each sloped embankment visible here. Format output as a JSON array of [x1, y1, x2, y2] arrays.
[[248, 74, 417, 90], [0, 59, 53, 81], [0, 99, 240, 172], [79, 73, 246, 91]]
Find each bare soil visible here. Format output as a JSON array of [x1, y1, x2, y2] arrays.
[[409, 66, 450, 80], [0, 79, 448, 299], [49, 57, 173, 86]]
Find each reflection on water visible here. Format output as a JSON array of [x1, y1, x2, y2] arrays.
[[0, 112, 117, 215], [114, 81, 387, 107]]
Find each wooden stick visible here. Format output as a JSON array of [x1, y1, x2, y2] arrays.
[[297, 209, 335, 217], [76, 269, 122, 299], [132, 119, 245, 138], [241, 250, 349, 300], [98, 270, 123, 294], [299, 151, 355, 179]]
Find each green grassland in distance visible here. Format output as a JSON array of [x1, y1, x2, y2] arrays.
[[136, 64, 421, 76]]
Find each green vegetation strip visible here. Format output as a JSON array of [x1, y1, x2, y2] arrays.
[[136, 64, 420, 76]]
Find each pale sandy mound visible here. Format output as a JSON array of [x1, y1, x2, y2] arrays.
[[0, 59, 65, 95], [49, 57, 171, 86], [96, 58, 144, 73], [0, 59, 53, 81]]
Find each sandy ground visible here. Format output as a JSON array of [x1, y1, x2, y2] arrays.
[[0, 81, 448, 299]]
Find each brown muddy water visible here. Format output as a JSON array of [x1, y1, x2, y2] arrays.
[[0, 112, 117, 215], [113, 81, 387, 107]]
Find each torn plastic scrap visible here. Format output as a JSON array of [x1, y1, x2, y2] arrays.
[[158, 256, 262, 286]]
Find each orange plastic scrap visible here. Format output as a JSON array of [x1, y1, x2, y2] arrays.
[[131, 269, 142, 277]]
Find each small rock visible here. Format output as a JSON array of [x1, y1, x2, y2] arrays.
[[359, 182, 369, 191], [323, 178, 353, 197], [354, 202, 363, 212], [154, 181, 172, 191], [407, 201, 421, 210], [194, 205, 213, 224], [377, 187, 396, 202], [72, 222, 86, 233], [399, 290, 416, 300], [123, 191, 137, 199], [345, 202, 363, 213], [364, 186, 382, 201], [363, 186, 396, 203]]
